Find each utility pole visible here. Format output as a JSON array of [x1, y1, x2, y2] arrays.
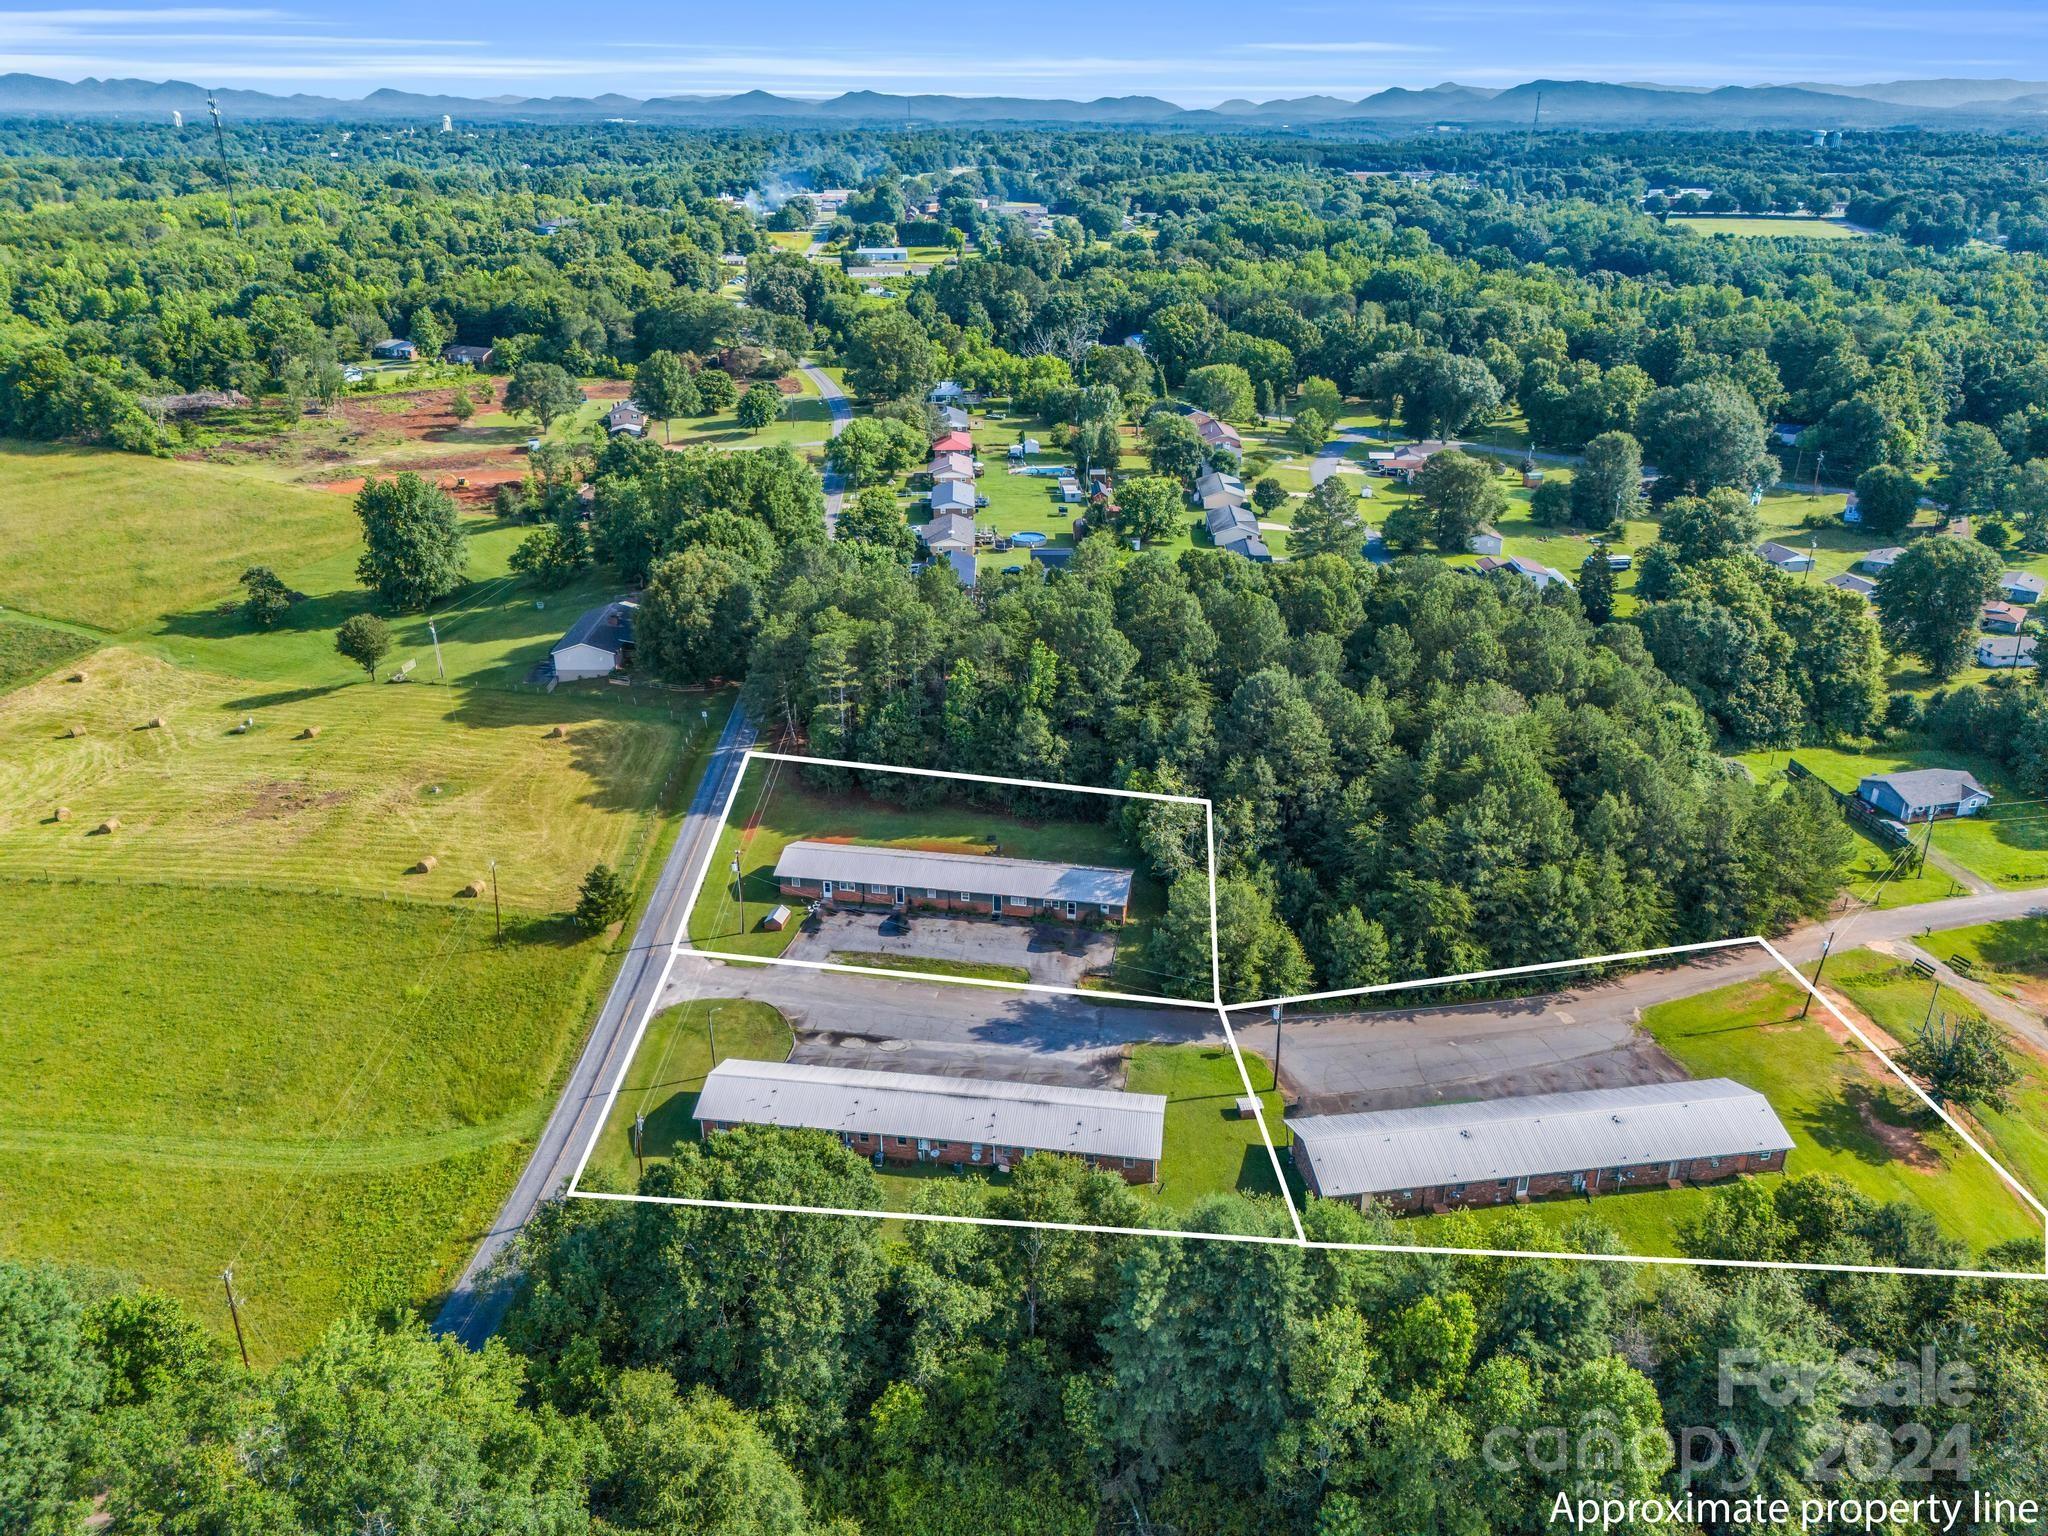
[[1918, 807, 1937, 874], [1812, 449, 1826, 498], [220, 1268, 251, 1370], [206, 92, 240, 234], [1800, 931, 1834, 1018], [1923, 977, 1943, 1031], [1525, 90, 1542, 153], [633, 1113, 645, 1184], [489, 858, 501, 943], [731, 854, 744, 935], [428, 619, 445, 681]]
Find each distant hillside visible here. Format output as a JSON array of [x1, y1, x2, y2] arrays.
[[2, 71, 2046, 129]]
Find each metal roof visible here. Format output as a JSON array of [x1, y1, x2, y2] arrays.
[[695, 1058, 1166, 1162], [1859, 768, 1990, 806], [1288, 1078, 1794, 1197], [775, 840, 1133, 906], [553, 600, 635, 656]]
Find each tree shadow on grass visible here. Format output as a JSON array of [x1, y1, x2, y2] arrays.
[[222, 682, 353, 711], [1970, 917, 2048, 975]]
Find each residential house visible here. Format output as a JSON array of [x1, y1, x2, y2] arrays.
[[1467, 526, 1504, 556], [340, 365, 365, 384], [694, 1059, 1166, 1183], [929, 451, 977, 484], [922, 508, 979, 555], [1977, 634, 2039, 669], [945, 549, 978, 588], [1032, 546, 1075, 572], [928, 381, 966, 403], [370, 338, 417, 361], [1196, 469, 1248, 512], [1288, 1079, 1793, 1213], [930, 431, 975, 456], [1856, 769, 1994, 822], [939, 406, 971, 432], [441, 343, 494, 368], [1183, 407, 1242, 454], [1757, 541, 1816, 573], [1826, 572, 1878, 598], [1999, 571, 2046, 604], [928, 480, 977, 516], [1605, 552, 1634, 571], [772, 841, 1135, 923], [549, 600, 636, 681], [1122, 332, 1147, 354], [1383, 440, 1452, 483], [1207, 503, 1271, 562], [604, 400, 648, 437], [1772, 422, 1808, 447], [1857, 546, 1906, 573], [1981, 601, 2028, 633], [1477, 554, 1572, 590]]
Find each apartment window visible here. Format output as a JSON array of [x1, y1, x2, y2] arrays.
[[894, 1136, 909, 1147], [926, 888, 941, 898], [959, 890, 973, 900], [1122, 1157, 1135, 1169]]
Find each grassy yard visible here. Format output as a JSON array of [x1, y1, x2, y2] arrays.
[[0, 879, 622, 1364], [0, 615, 96, 695], [583, 998, 795, 1188], [1415, 969, 2039, 1262], [1824, 947, 2048, 1216], [1741, 744, 2048, 889], [687, 757, 1164, 972], [1129, 1043, 1283, 1211], [1915, 916, 2048, 1009], [827, 951, 1031, 983], [0, 441, 361, 631]]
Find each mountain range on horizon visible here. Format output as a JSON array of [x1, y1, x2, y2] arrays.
[[5, 72, 2048, 129]]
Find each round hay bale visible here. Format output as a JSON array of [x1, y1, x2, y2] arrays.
[[544, 725, 567, 740], [62, 724, 85, 739], [147, 716, 165, 729], [458, 879, 486, 899], [92, 817, 120, 835], [411, 855, 438, 874], [66, 671, 87, 684], [52, 806, 71, 822], [298, 725, 322, 741]]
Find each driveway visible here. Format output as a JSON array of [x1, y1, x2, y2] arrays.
[[660, 952, 1219, 1089], [780, 907, 1118, 988]]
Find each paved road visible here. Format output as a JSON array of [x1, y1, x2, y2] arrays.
[[433, 703, 757, 1346], [800, 360, 853, 534]]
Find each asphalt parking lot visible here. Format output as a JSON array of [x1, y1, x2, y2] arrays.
[[781, 906, 1118, 987]]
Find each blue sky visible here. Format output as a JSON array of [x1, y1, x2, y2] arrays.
[[3, 2, 2046, 104]]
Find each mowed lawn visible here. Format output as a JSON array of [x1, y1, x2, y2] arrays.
[[1128, 1043, 1283, 1212], [688, 758, 1165, 970], [1741, 744, 2048, 889], [0, 880, 617, 1364], [0, 616, 96, 695], [1414, 971, 2039, 1262], [0, 645, 683, 911], [584, 998, 795, 1189], [0, 442, 361, 631]]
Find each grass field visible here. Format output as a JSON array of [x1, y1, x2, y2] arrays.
[[583, 998, 795, 1188], [0, 438, 722, 1356], [1129, 1043, 1282, 1211], [1915, 916, 2048, 1009], [0, 880, 620, 1364], [687, 757, 1165, 981], [1741, 744, 2048, 889], [1414, 969, 2039, 1262], [1668, 215, 1866, 240], [0, 441, 361, 631], [827, 951, 1031, 983], [0, 616, 96, 695]]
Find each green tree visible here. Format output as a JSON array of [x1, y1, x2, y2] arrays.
[[1145, 412, 1205, 485], [825, 416, 924, 487], [447, 388, 474, 425], [836, 486, 916, 561], [354, 472, 467, 609], [504, 361, 581, 432], [1386, 347, 1503, 438], [695, 367, 738, 413], [634, 350, 695, 442], [590, 1372, 821, 1536], [1571, 430, 1644, 529], [1112, 474, 1184, 546], [575, 863, 632, 932], [1186, 362, 1255, 421], [2008, 458, 2048, 551], [1291, 477, 1366, 560], [1578, 545, 1617, 623], [737, 383, 783, 433], [1658, 487, 1762, 566], [334, 612, 392, 681], [1639, 379, 1777, 493], [1289, 407, 1329, 454], [1414, 449, 1505, 552], [1528, 477, 1573, 527], [1900, 1012, 2021, 1113], [1854, 463, 1921, 538], [845, 309, 942, 403], [0, 1261, 101, 1536], [1251, 476, 1288, 514], [637, 546, 762, 684], [238, 565, 293, 628], [1874, 536, 2002, 678], [1296, 376, 1343, 423], [1933, 421, 2012, 517]]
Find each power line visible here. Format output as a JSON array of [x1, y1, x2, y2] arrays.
[[206, 91, 240, 235]]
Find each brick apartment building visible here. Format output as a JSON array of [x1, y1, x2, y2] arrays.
[[694, 1059, 1167, 1182], [772, 841, 1134, 923], [1288, 1078, 1794, 1214]]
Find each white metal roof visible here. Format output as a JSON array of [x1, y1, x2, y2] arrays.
[[774, 840, 1134, 906], [1288, 1078, 1794, 1197], [695, 1058, 1167, 1162]]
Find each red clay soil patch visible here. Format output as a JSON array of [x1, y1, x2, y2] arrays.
[[582, 379, 632, 401], [313, 465, 526, 504], [1856, 1094, 1941, 1171], [333, 384, 501, 439], [776, 376, 803, 395]]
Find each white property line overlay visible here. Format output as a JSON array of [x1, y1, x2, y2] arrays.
[[564, 749, 2046, 1281]]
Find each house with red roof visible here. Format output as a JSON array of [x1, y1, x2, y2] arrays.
[[931, 431, 974, 455]]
